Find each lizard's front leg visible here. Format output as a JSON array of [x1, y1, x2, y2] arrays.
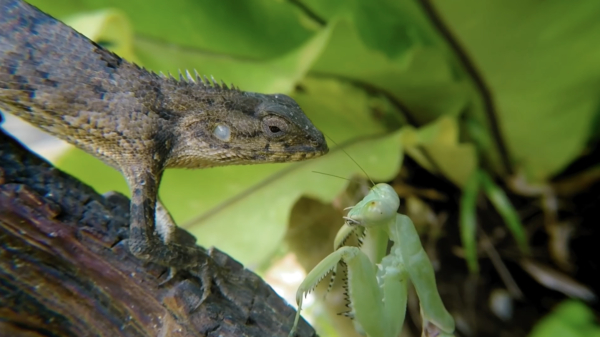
[[124, 165, 207, 270], [124, 167, 189, 266], [123, 165, 242, 306]]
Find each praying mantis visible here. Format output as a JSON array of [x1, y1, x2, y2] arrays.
[[288, 183, 455, 337]]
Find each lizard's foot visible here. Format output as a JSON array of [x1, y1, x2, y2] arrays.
[[155, 251, 240, 312], [155, 228, 203, 285], [158, 264, 213, 306], [128, 230, 209, 268], [188, 247, 253, 314], [128, 235, 248, 312]]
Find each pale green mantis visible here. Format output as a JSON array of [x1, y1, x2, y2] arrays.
[[288, 183, 455, 337]]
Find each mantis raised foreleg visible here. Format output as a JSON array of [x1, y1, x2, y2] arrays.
[[288, 183, 455, 337]]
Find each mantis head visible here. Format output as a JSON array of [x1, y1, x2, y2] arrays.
[[344, 183, 400, 228]]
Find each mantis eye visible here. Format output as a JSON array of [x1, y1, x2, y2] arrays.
[[361, 200, 389, 224]]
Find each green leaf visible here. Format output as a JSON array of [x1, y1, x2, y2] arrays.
[[64, 9, 137, 62], [480, 171, 530, 255], [460, 170, 480, 274], [349, 0, 418, 59], [310, 13, 472, 127], [27, 0, 316, 59], [37, 0, 600, 269], [528, 301, 600, 337], [28, 0, 330, 94], [400, 116, 478, 188], [133, 24, 331, 93], [433, 0, 600, 181]]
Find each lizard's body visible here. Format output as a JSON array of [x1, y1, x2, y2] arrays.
[[0, 0, 327, 272]]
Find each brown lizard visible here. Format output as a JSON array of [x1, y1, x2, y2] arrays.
[[0, 0, 328, 276]]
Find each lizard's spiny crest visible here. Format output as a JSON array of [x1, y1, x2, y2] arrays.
[[158, 69, 240, 93]]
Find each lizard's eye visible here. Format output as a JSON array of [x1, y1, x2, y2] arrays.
[[269, 125, 281, 133], [213, 123, 231, 142], [262, 116, 288, 138]]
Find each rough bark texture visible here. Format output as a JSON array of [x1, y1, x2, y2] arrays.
[[0, 126, 316, 337]]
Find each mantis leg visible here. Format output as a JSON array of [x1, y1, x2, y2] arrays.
[[289, 246, 408, 337], [388, 214, 455, 336], [378, 254, 408, 337]]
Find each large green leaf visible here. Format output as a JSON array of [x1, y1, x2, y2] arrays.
[[27, 0, 316, 59], [133, 25, 330, 93], [433, 0, 600, 182], [28, 0, 600, 270], [311, 17, 471, 126], [302, 2, 492, 179]]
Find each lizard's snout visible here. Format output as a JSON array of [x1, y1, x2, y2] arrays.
[[308, 131, 328, 155]]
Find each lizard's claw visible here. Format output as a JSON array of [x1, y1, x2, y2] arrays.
[[158, 267, 178, 286], [188, 261, 213, 304]]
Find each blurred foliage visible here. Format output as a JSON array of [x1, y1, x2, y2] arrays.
[[27, 0, 600, 272], [528, 301, 600, 337]]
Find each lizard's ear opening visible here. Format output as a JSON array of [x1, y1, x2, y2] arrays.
[[213, 124, 231, 142], [262, 116, 288, 138]]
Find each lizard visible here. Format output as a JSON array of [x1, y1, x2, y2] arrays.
[[0, 0, 328, 279]]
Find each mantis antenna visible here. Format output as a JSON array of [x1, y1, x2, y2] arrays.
[[311, 171, 352, 182], [324, 134, 375, 187]]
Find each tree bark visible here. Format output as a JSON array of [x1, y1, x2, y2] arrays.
[[0, 126, 316, 337]]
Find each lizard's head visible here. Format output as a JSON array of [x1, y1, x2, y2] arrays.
[[167, 88, 328, 168]]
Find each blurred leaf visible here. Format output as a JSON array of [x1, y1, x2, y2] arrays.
[[311, 17, 471, 126], [304, 2, 495, 178], [528, 300, 600, 337], [349, 0, 418, 58], [480, 171, 530, 254], [401, 116, 478, 187], [298, 0, 344, 21], [29, 0, 330, 94], [433, 0, 600, 182], [65, 9, 137, 62], [56, 149, 129, 196], [460, 170, 480, 274], [27, 0, 316, 59], [32, 0, 600, 269], [133, 24, 331, 93]]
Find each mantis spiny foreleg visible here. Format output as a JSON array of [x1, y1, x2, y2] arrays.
[[289, 183, 455, 337], [289, 245, 408, 337]]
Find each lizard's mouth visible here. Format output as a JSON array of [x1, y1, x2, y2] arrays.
[[278, 142, 329, 161], [190, 140, 330, 166]]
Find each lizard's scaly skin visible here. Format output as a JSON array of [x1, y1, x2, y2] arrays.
[[0, 0, 328, 271]]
